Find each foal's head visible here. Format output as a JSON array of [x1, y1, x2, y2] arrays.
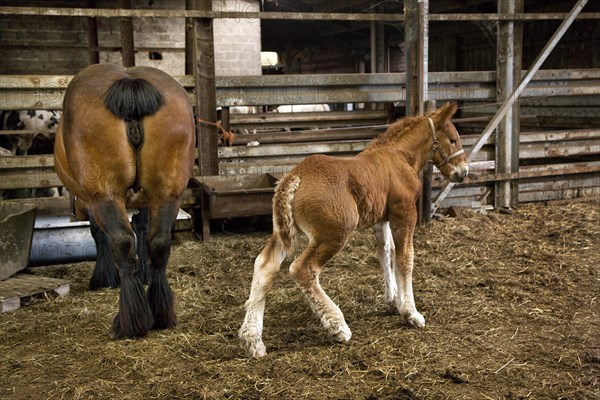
[[427, 103, 468, 183]]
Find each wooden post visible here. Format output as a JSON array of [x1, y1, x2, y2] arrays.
[[496, 0, 523, 210], [404, 0, 428, 117], [119, 0, 135, 67], [405, 0, 429, 223], [193, 0, 219, 176], [221, 106, 231, 132], [86, 0, 99, 65], [422, 99, 436, 223], [185, 0, 196, 75]]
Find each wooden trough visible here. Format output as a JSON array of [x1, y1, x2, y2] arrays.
[[194, 173, 280, 241]]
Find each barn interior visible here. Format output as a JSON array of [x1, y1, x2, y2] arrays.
[[0, 1, 599, 399]]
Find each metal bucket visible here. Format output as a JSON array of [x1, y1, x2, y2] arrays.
[[0, 203, 36, 280]]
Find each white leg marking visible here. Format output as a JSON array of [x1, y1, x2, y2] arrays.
[[239, 239, 286, 357], [374, 222, 398, 312], [395, 242, 425, 328]]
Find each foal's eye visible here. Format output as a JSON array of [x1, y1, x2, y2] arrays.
[[450, 138, 457, 145]]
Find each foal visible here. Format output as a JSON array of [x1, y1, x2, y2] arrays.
[[239, 102, 468, 357]]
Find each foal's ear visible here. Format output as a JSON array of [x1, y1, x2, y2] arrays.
[[432, 102, 458, 126]]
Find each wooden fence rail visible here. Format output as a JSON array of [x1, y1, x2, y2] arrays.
[[1, 69, 599, 211], [1, 69, 599, 110]]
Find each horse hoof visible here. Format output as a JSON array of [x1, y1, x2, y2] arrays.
[[241, 338, 267, 358], [405, 312, 426, 329], [333, 324, 352, 343], [111, 312, 152, 339]]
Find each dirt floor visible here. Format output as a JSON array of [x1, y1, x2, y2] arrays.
[[0, 200, 598, 399]]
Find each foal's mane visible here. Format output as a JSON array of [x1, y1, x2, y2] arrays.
[[372, 115, 423, 146]]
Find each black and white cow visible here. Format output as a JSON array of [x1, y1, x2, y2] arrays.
[[0, 110, 61, 155]]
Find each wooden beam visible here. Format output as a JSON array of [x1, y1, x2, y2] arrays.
[[0, 7, 599, 21], [86, 0, 99, 65], [495, 0, 523, 209], [118, 0, 135, 67], [193, 0, 218, 176]]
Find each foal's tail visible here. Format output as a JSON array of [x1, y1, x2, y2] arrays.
[[273, 174, 301, 252], [104, 77, 164, 148]]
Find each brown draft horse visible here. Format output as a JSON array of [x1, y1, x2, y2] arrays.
[[54, 63, 195, 338], [239, 102, 468, 357]]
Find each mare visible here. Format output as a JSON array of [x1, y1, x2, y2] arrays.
[[239, 102, 468, 357], [54, 63, 195, 338]]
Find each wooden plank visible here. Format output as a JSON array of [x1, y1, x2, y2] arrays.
[[231, 126, 385, 146], [1, 69, 598, 91], [1, 6, 599, 21], [464, 163, 600, 184], [218, 140, 370, 159], [230, 110, 387, 127], [2, 69, 599, 109], [0, 274, 70, 313], [0, 168, 62, 190], [519, 176, 600, 203]]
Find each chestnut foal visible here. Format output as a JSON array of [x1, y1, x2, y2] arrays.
[[239, 102, 468, 357]]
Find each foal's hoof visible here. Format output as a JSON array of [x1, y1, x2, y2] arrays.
[[332, 323, 352, 343], [404, 312, 426, 329], [240, 337, 267, 358]]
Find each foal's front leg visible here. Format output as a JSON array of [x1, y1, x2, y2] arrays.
[[390, 216, 425, 328], [373, 221, 397, 313]]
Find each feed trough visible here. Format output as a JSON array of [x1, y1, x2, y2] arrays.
[[194, 173, 281, 240]]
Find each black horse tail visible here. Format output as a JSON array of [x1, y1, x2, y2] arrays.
[[104, 77, 164, 148]]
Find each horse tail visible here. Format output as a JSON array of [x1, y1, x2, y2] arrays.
[[273, 174, 301, 252], [104, 77, 164, 148]]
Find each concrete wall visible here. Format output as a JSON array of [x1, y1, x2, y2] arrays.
[[212, 0, 262, 76]]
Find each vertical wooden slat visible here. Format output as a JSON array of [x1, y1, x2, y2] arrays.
[[422, 99, 436, 223], [496, 0, 523, 210], [119, 0, 135, 67], [185, 0, 196, 75], [86, 0, 99, 65], [511, 0, 524, 207], [406, 0, 429, 222], [193, 0, 218, 176]]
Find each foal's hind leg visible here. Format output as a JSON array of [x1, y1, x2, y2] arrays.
[[91, 200, 153, 338], [89, 213, 120, 290], [373, 221, 397, 313], [239, 235, 287, 358], [290, 236, 352, 343], [146, 201, 179, 330]]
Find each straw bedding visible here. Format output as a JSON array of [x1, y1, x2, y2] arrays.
[[1, 200, 598, 399]]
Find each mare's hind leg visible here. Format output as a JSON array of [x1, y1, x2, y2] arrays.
[[239, 235, 288, 358], [91, 200, 153, 338], [146, 201, 179, 330], [373, 221, 397, 313], [89, 214, 120, 290], [290, 235, 352, 343], [131, 207, 150, 285]]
